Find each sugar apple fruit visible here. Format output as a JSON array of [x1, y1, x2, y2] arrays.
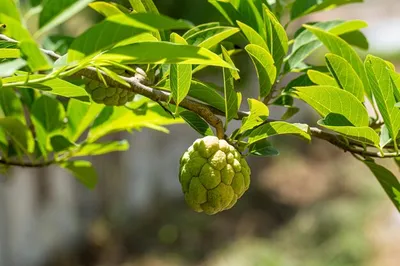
[[179, 136, 251, 215], [84, 68, 135, 106]]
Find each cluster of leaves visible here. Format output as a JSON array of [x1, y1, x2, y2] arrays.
[[0, 0, 399, 211]]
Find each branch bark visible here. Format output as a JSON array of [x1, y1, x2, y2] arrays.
[[0, 34, 396, 169]]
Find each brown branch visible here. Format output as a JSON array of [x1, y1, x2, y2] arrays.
[[0, 34, 397, 164], [0, 159, 55, 168]]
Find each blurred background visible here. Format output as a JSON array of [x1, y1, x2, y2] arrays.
[[1, 0, 400, 265]]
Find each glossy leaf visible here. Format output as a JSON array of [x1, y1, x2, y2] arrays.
[[237, 21, 269, 51], [221, 46, 240, 81], [68, 13, 191, 62], [0, 117, 34, 154], [305, 25, 370, 99], [245, 44, 276, 98], [0, 88, 25, 123], [96, 42, 234, 69], [3, 75, 90, 101], [248, 121, 311, 144], [263, 7, 288, 71], [307, 70, 338, 87], [50, 135, 77, 152], [325, 53, 364, 101], [286, 20, 368, 72], [249, 139, 279, 157], [66, 99, 104, 142], [74, 140, 129, 157], [61, 160, 98, 189], [237, 0, 265, 39], [0, 58, 26, 78], [179, 111, 214, 136], [365, 161, 400, 211], [31, 95, 66, 156], [318, 114, 379, 147], [0, 48, 20, 59], [88, 105, 184, 142], [208, 0, 242, 26], [239, 99, 269, 134], [292, 85, 369, 127], [186, 26, 240, 49], [170, 33, 192, 112], [222, 51, 238, 126], [182, 22, 220, 39], [365, 55, 400, 145], [88, 2, 128, 17], [0, 0, 21, 22]]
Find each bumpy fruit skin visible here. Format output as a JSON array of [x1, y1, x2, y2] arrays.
[[179, 136, 251, 215], [84, 69, 135, 106]]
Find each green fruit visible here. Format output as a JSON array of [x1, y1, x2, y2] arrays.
[[179, 136, 251, 215], [84, 68, 135, 106]]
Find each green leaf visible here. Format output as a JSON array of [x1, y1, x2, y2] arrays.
[[237, 21, 269, 51], [245, 44, 276, 98], [129, 0, 160, 14], [179, 111, 214, 136], [263, 7, 288, 71], [61, 160, 98, 189], [186, 26, 240, 49], [0, 58, 26, 78], [307, 70, 338, 86], [0, 87, 25, 123], [89, 2, 129, 17], [365, 55, 400, 147], [65, 99, 105, 142], [340, 30, 369, 50], [0, 117, 35, 154], [291, 85, 369, 127], [286, 20, 368, 72], [188, 81, 226, 111], [0, 48, 20, 59], [291, 0, 363, 20], [37, 0, 95, 38], [31, 95, 66, 156], [248, 121, 311, 144], [325, 53, 364, 102], [74, 140, 129, 157], [248, 139, 279, 157], [236, 0, 266, 39], [182, 22, 220, 39], [50, 135, 77, 152], [222, 51, 238, 126], [159, 80, 226, 112], [3, 75, 90, 101], [209, 0, 242, 25], [170, 64, 192, 113], [365, 161, 400, 211], [170, 34, 192, 113], [239, 99, 269, 134], [0, 14, 51, 71], [304, 25, 371, 99], [95, 42, 234, 69], [88, 105, 183, 142], [128, 0, 166, 41], [318, 114, 380, 147], [0, 0, 21, 22], [67, 13, 191, 62], [221, 46, 240, 81]]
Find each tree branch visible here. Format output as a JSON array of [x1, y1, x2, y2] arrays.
[[0, 34, 396, 163]]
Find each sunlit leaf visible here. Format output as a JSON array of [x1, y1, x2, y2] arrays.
[[61, 160, 98, 189], [292, 85, 369, 127]]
